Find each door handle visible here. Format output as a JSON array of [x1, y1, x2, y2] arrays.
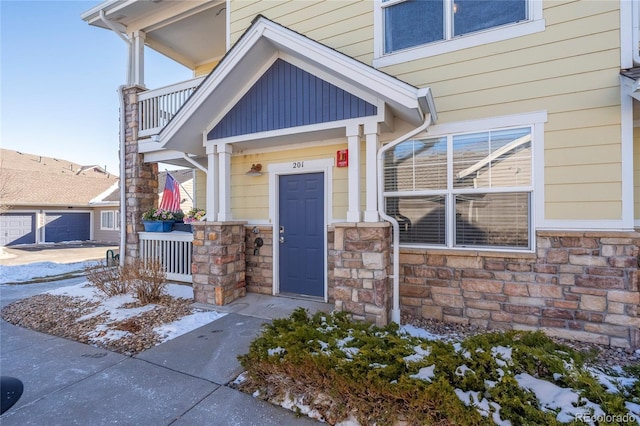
[[279, 236, 285, 244]]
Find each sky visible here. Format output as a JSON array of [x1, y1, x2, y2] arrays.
[[1, 0, 193, 176]]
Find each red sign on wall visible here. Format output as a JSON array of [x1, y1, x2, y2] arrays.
[[337, 149, 348, 167]]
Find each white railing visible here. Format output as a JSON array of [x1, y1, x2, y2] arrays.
[[138, 76, 206, 138], [139, 231, 193, 283]]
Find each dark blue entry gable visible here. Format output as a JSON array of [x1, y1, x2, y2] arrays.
[[208, 59, 377, 140]]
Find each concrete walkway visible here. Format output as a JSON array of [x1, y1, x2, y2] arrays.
[[1, 280, 329, 425]]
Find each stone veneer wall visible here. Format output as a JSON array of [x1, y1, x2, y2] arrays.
[[191, 222, 246, 306], [332, 223, 392, 326], [122, 86, 158, 261], [399, 231, 640, 349], [245, 226, 274, 294]]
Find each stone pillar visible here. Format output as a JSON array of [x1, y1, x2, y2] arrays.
[[333, 222, 391, 326], [191, 221, 247, 306], [122, 85, 158, 261]]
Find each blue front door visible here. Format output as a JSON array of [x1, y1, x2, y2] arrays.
[[278, 173, 324, 297]]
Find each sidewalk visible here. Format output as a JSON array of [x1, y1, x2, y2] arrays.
[[1, 280, 326, 425]]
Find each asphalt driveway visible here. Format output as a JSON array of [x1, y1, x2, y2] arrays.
[[0, 242, 117, 266]]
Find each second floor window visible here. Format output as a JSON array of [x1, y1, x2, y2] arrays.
[[383, 0, 528, 54]]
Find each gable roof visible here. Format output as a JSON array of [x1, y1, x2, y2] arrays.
[[1, 149, 118, 208], [153, 15, 436, 156]]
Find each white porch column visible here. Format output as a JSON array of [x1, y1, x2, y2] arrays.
[[206, 145, 218, 222], [217, 143, 233, 221], [346, 124, 362, 223], [129, 30, 145, 87], [364, 122, 380, 222]]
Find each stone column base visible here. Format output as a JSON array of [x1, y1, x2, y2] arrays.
[[333, 222, 391, 326], [191, 221, 247, 306]]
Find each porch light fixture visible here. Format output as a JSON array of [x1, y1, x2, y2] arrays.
[[246, 163, 263, 177]]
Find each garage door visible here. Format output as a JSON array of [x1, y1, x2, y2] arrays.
[[0, 213, 36, 246], [45, 212, 90, 243]]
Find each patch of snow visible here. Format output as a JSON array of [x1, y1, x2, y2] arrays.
[[369, 363, 387, 369], [165, 283, 193, 299], [335, 416, 361, 426], [154, 311, 227, 343], [491, 346, 513, 367], [268, 347, 286, 356], [280, 392, 324, 422], [515, 372, 605, 424], [626, 401, 640, 423], [47, 282, 102, 301], [455, 389, 511, 426], [0, 261, 99, 283], [410, 365, 436, 382], [88, 326, 131, 343], [400, 324, 443, 341], [232, 371, 248, 386], [403, 345, 431, 363], [588, 367, 637, 394], [456, 365, 473, 376], [453, 342, 472, 359]]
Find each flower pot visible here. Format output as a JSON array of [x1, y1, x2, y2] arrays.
[[142, 220, 175, 232], [172, 223, 192, 232]]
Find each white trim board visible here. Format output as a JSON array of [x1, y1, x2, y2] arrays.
[[268, 158, 334, 303]]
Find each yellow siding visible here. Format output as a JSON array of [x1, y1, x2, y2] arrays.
[[226, 0, 623, 222], [230, 142, 349, 220], [195, 170, 206, 210], [230, 0, 372, 59]]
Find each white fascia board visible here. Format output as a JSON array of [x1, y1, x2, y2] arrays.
[[80, 0, 125, 23], [143, 149, 192, 164], [208, 117, 374, 146]]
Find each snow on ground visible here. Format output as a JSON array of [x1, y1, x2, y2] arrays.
[[0, 260, 99, 284], [1, 261, 226, 347]]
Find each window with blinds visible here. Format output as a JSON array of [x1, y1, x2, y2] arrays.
[[383, 127, 533, 250]]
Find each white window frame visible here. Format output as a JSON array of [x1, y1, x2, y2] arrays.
[[384, 111, 546, 252], [100, 210, 120, 231], [373, 0, 545, 68]]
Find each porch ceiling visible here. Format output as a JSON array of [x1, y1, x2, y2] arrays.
[[157, 16, 437, 157], [81, 0, 226, 69]]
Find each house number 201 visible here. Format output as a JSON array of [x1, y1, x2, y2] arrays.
[[292, 161, 304, 168]]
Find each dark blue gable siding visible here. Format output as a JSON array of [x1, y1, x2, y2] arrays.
[[208, 59, 377, 140]]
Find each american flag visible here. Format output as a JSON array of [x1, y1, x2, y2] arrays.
[[159, 172, 181, 211]]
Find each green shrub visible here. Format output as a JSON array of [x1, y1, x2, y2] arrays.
[[238, 309, 637, 426]]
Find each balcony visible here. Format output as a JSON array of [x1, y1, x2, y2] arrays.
[[138, 76, 206, 138]]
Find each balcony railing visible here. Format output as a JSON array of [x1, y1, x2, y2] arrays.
[[138, 76, 206, 138], [139, 231, 193, 283]]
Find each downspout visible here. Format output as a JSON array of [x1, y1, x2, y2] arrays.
[[117, 86, 127, 267], [377, 112, 434, 324]]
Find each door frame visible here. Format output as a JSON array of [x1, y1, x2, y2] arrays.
[[269, 158, 334, 302]]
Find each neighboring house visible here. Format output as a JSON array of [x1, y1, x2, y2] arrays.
[[0, 149, 119, 246], [82, 1, 640, 348]]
